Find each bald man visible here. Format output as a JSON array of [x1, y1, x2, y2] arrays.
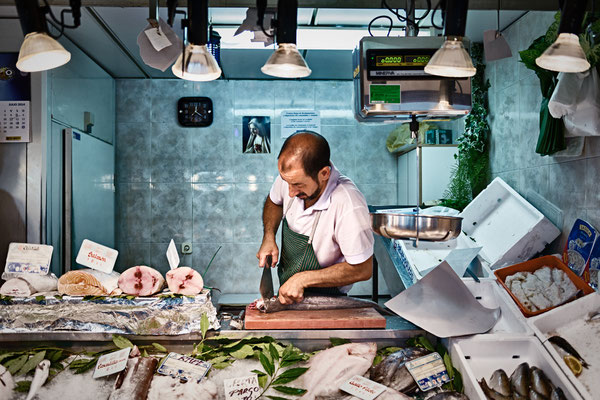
[[256, 131, 374, 305]]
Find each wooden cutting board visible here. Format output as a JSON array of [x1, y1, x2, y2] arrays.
[[244, 306, 386, 330]]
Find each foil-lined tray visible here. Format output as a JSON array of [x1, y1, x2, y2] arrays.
[[0, 290, 220, 335]]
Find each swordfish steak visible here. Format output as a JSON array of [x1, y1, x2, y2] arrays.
[[166, 266, 204, 295], [118, 266, 165, 296]]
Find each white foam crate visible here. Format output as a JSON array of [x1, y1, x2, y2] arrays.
[[461, 177, 560, 270], [461, 279, 533, 336], [450, 336, 582, 400], [529, 293, 600, 400]]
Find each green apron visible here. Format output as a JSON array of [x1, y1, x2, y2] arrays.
[[278, 210, 344, 296]]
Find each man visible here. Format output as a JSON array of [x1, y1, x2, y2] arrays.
[[256, 131, 374, 305]]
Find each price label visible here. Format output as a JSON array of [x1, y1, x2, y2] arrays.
[[75, 239, 118, 273], [224, 375, 261, 400], [405, 353, 451, 392], [144, 26, 172, 51], [157, 352, 211, 383], [5, 243, 53, 275], [166, 239, 180, 270], [339, 375, 387, 400], [93, 347, 131, 378]]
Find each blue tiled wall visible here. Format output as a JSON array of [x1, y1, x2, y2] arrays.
[[115, 79, 397, 295], [487, 11, 600, 251]]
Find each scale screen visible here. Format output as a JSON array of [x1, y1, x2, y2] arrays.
[[366, 48, 437, 79]]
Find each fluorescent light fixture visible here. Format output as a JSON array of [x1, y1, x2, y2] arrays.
[[261, 0, 311, 78], [17, 32, 71, 72], [424, 37, 476, 77], [535, 0, 590, 73], [172, 0, 221, 81], [261, 43, 311, 78], [15, 0, 74, 72], [425, 0, 476, 78], [172, 44, 222, 81]]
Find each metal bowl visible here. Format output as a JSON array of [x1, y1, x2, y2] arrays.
[[370, 212, 463, 241]]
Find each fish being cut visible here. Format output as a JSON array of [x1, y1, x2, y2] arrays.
[[147, 375, 217, 400], [369, 347, 430, 393], [0, 272, 58, 296], [298, 342, 377, 400], [109, 357, 158, 400], [118, 266, 165, 296], [166, 267, 204, 296], [253, 295, 387, 314], [58, 269, 121, 296]]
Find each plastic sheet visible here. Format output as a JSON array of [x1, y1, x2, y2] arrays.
[[0, 290, 220, 335]]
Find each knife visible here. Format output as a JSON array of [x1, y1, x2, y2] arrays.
[[259, 255, 274, 299]]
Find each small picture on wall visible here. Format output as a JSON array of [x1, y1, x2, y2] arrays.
[[242, 116, 271, 154], [438, 129, 453, 145]]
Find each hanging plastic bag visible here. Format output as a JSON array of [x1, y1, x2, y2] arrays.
[[549, 68, 600, 137], [386, 122, 436, 153]]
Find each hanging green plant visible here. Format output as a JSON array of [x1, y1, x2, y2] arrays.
[[440, 43, 490, 211]]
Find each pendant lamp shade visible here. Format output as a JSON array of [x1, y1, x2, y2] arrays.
[[536, 33, 590, 73], [172, 44, 222, 81], [424, 37, 476, 78], [17, 32, 71, 72], [261, 43, 311, 78]]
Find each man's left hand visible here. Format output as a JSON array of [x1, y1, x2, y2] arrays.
[[278, 274, 306, 305]]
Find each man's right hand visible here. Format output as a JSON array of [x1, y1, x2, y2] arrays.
[[257, 238, 279, 268]]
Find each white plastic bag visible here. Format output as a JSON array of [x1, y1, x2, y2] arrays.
[[548, 68, 600, 137]]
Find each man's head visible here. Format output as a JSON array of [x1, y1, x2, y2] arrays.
[[277, 131, 331, 201]]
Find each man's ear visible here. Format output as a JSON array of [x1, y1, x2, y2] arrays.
[[318, 165, 331, 183]]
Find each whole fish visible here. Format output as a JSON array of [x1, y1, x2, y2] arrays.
[[26, 359, 50, 400], [255, 294, 389, 314], [427, 392, 469, 400], [369, 347, 430, 393], [478, 378, 512, 400], [548, 336, 590, 368]]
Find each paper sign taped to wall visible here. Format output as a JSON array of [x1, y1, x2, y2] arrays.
[[281, 111, 320, 138], [5, 243, 53, 275], [75, 239, 118, 273]]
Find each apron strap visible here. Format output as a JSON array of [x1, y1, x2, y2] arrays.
[[307, 211, 322, 245]]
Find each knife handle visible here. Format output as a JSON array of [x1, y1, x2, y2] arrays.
[[266, 255, 273, 268]]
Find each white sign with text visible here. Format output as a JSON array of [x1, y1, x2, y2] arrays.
[[224, 375, 261, 400], [339, 375, 387, 400], [93, 347, 131, 378], [281, 111, 320, 138], [5, 243, 53, 275], [75, 239, 118, 273]]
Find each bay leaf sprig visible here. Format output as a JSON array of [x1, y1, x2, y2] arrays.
[[251, 343, 308, 400]]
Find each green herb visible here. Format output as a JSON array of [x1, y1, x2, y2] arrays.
[[329, 337, 351, 347], [17, 351, 46, 375], [82, 295, 106, 301], [203, 246, 222, 278], [54, 295, 63, 300], [441, 43, 490, 211], [35, 295, 46, 303], [253, 343, 308, 399], [112, 335, 134, 349], [0, 295, 13, 305], [152, 343, 168, 353], [14, 380, 31, 393]]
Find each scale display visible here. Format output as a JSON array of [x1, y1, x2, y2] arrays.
[[366, 48, 437, 79]]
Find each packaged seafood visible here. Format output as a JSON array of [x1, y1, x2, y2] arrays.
[[563, 219, 596, 280], [494, 256, 594, 317], [166, 266, 203, 295], [450, 336, 580, 400], [369, 347, 430, 394], [58, 269, 121, 296], [118, 266, 165, 296], [529, 293, 600, 400]]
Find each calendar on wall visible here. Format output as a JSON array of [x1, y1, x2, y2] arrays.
[[0, 101, 30, 143]]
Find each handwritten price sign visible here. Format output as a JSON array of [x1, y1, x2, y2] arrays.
[[224, 375, 261, 400]]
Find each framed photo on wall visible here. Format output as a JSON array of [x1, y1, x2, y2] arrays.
[[242, 116, 271, 154]]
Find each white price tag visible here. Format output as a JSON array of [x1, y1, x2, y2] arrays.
[[5, 243, 53, 275], [224, 375, 261, 400], [405, 353, 451, 392], [144, 27, 172, 51], [157, 352, 211, 383], [339, 375, 387, 400], [166, 239, 180, 270], [93, 347, 131, 378], [75, 239, 118, 273]]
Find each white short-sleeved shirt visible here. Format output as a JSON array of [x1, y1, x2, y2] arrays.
[[269, 163, 374, 270]]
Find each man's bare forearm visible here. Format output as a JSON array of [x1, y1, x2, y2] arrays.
[[293, 256, 373, 288], [262, 196, 283, 240]]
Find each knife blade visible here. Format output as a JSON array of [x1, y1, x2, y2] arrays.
[[259, 255, 274, 299]]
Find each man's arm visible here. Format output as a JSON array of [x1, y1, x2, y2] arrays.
[[278, 256, 373, 304], [256, 196, 283, 268]]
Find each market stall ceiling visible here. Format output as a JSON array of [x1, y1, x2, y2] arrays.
[[0, 4, 529, 79]]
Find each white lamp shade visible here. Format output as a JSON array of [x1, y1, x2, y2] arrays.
[[424, 38, 476, 78], [535, 33, 590, 73], [261, 43, 311, 78], [16, 32, 71, 72], [171, 44, 222, 81]]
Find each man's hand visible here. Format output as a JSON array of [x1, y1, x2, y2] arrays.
[[278, 273, 306, 304], [257, 238, 279, 268]]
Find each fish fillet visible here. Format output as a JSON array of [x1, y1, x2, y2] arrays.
[[1, 272, 58, 294], [118, 266, 165, 296], [109, 357, 158, 400], [0, 278, 36, 297], [58, 269, 120, 296], [298, 342, 377, 400], [166, 267, 204, 296]]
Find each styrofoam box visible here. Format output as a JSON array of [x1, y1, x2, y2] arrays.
[[461, 279, 533, 336], [395, 236, 493, 282], [529, 293, 600, 400], [450, 336, 582, 400], [461, 177, 560, 270]]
